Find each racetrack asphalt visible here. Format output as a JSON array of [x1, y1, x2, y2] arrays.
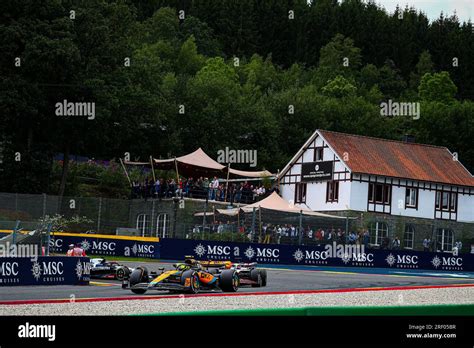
[[1, 260, 473, 303]]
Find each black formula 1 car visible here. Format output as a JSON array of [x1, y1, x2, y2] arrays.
[[90, 258, 132, 280], [200, 260, 267, 287], [122, 257, 239, 294]]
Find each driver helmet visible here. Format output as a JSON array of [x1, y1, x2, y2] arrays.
[[176, 263, 190, 271]]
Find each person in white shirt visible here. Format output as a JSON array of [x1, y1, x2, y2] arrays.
[[66, 244, 74, 256], [210, 176, 219, 200]]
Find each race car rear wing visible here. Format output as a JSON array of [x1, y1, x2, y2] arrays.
[[233, 262, 258, 268], [200, 260, 232, 268], [199, 260, 259, 269]]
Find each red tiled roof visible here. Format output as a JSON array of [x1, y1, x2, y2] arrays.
[[319, 130, 474, 187]]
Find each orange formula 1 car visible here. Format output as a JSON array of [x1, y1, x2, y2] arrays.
[[122, 257, 239, 294]]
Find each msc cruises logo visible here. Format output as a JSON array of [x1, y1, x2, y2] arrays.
[[81, 240, 91, 251], [385, 253, 419, 268], [75, 260, 83, 279], [192, 243, 278, 262], [341, 253, 352, 264], [192, 243, 235, 260], [31, 261, 42, 281], [293, 249, 304, 262], [75, 260, 91, 280], [30, 261, 65, 282], [194, 244, 206, 257], [431, 256, 441, 268], [431, 255, 463, 270], [244, 246, 255, 260], [385, 253, 396, 267], [292, 248, 328, 265]]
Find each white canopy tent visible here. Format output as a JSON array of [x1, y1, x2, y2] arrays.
[[215, 192, 348, 219], [124, 148, 274, 179]]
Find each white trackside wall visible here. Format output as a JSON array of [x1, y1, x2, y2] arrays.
[[279, 132, 474, 223]]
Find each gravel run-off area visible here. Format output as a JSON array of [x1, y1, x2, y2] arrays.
[[1, 286, 473, 316]]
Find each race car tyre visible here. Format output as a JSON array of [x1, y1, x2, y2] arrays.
[[129, 268, 142, 286], [136, 266, 148, 282], [116, 267, 128, 281], [131, 288, 147, 294], [129, 266, 149, 294], [250, 269, 262, 287], [181, 270, 200, 294], [220, 270, 239, 292], [259, 269, 267, 286]]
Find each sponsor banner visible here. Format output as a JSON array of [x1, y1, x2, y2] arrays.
[[301, 161, 333, 182], [161, 239, 283, 264], [0, 257, 90, 286], [49, 235, 160, 259], [0, 232, 159, 258], [2, 232, 472, 271], [0, 231, 160, 259], [160, 239, 474, 272]]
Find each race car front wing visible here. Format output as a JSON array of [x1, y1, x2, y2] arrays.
[[122, 279, 190, 292]]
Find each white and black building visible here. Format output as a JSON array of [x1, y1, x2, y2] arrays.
[[278, 130, 474, 251]]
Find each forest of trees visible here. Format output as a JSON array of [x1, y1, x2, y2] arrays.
[[0, 0, 473, 197]]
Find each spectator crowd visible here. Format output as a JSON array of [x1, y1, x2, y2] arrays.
[[189, 222, 464, 253], [131, 176, 273, 204]]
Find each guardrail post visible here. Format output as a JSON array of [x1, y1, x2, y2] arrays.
[[345, 217, 349, 237], [172, 197, 179, 238], [45, 222, 52, 256], [251, 207, 256, 242], [12, 220, 20, 245], [42, 193, 47, 219], [151, 199, 155, 237], [97, 197, 102, 234], [202, 200, 207, 234], [298, 210, 303, 245]]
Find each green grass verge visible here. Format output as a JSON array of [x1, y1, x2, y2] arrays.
[[141, 304, 474, 316]]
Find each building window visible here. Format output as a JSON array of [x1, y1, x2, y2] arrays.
[[368, 183, 391, 204], [404, 225, 415, 249], [435, 190, 457, 212], [449, 193, 457, 212], [326, 181, 339, 202], [156, 213, 170, 238], [314, 147, 324, 161], [369, 222, 388, 246], [136, 214, 149, 237], [295, 183, 307, 204], [442, 192, 449, 210], [405, 188, 418, 208], [436, 228, 454, 251]]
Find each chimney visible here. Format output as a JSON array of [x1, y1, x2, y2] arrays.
[[402, 134, 415, 143]]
